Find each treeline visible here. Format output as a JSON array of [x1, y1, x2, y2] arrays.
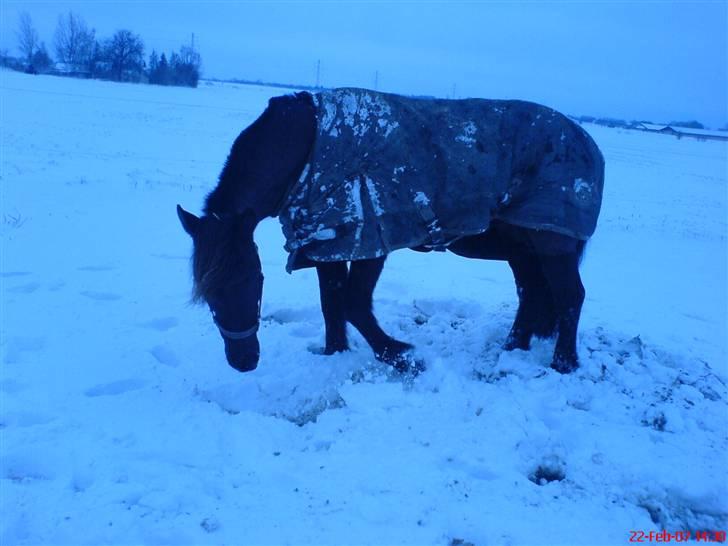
[[148, 50, 200, 87], [3, 11, 201, 88], [573, 115, 717, 131]]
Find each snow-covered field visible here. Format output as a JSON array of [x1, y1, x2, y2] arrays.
[[1, 70, 726, 545]]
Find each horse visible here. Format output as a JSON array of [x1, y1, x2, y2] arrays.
[[177, 88, 604, 375]]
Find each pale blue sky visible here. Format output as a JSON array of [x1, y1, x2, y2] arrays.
[[2, 1, 726, 127]]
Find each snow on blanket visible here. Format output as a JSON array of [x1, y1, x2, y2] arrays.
[[1, 70, 726, 545]]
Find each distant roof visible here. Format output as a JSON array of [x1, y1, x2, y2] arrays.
[[635, 122, 727, 138], [53, 62, 91, 74], [670, 126, 728, 138], [638, 122, 671, 131]]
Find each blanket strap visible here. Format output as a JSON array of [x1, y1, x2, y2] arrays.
[[415, 201, 448, 251]]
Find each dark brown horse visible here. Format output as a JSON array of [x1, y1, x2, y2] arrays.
[[177, 88, 604, 375]]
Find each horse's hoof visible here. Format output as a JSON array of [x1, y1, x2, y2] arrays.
[[503, 339, 530, 352], [323, 345, 349, 356], [504, 331, 531, 351], [377, 344, 425, 375], [550, 357, 579, 374], [391, 352, 426, 376], [309, 344, 349, 355]]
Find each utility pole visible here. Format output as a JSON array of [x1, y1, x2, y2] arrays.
[[315, 59, 320, 88], [451, 83, 457, 99], [191, 33, 195, 51], [374, 70, 379, 90]]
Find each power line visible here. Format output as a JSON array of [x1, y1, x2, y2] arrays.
[[8, 145, 221, 165], [0, 84, 253, 112]]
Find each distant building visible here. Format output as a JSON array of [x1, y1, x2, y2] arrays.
[[52, 62, 91, 79], [633, 122, 728, 141]]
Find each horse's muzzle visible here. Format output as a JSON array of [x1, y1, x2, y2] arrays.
[[223, 336, 260, 372]]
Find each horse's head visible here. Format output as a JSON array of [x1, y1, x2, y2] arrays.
[[177, 205, 263, 372]]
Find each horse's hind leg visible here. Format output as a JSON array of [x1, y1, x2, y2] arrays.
[[517, 255, 558, 340], [539, 251, 585, 373], [448, 226, 556, 352], [346, 257, 415, 371], [316, 262, 349, 354], [504, 252, 557, 351]]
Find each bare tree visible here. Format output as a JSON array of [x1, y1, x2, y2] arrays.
[[104, 30, 144, 81], [16, 12, 39, 63], [54, 12, 95, 70]]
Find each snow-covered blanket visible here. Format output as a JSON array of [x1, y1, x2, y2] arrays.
[[280, 88, 604, 271]]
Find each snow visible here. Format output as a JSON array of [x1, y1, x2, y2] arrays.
[[1, 70, 727, 545], [573, 178, 591, 199], [326, 89, 399, 139], [364, 176, 384, 216], [455, 121, 477, 146], [414, 192, 431, 206]]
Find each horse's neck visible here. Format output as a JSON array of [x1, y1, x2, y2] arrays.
[[210, 94, 317, 220]]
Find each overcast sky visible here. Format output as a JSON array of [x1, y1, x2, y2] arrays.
[[2, 1, 726, 127]]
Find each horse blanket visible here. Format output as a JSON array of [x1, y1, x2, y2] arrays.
[[280, 88, 604, 271]]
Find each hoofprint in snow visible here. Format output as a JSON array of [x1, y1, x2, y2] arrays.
[[1, 70, 726, 545]]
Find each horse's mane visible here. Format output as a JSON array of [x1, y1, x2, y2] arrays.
[[190, 213, 257, 303], [191, 221, 238, 303], [190, 92, 315, 303], [203, 92, 315, 216]]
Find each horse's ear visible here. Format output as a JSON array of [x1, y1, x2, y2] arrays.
[[177, 205, 200, 237]]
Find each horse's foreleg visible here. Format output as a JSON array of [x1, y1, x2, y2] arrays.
[[539, 251, 585, 373], [346, 257, 414, 370], [316, 261, 349, 354]]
